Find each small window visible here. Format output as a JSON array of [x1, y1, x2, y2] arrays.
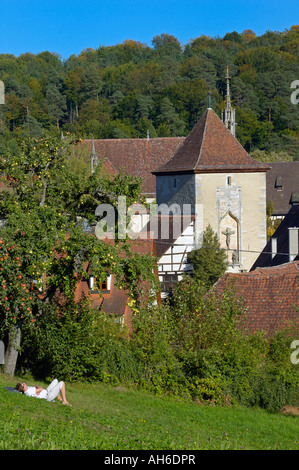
[[275, 176, 283, 191], [227, 176, 231, 186], [89, 276, 110, 293], [161, 273, 178, 292], [99, 281, 107, 291], [173, 178, 177, 188], [31, 280, 42, 293]]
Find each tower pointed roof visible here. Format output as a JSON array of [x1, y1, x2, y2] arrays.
[[223, 66, 236, 137], [152, 108, 270, 174]]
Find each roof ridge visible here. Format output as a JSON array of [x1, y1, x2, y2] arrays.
[[88, 137, 185, 143], [193, 109, 209, 170], [152, 108, 270, 175]]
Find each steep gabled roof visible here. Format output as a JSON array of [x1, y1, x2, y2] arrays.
[[84, 137, 184, 196], [152, 108, 270, 174]]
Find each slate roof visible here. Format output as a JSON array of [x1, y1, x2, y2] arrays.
[[85, 137, 184, 196], [152, 108, 270, 175], [214, 261, 299, 335], [251, 204, 299, 270], [266, 161, 299, 216]]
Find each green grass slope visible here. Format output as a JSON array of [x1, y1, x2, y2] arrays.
[[0, 374, 298, 450]]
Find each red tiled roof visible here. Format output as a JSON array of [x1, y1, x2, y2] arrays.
[[254, 261, 299, 275], [80, 110, 269, 196], [214, 261, 299, 335], [84, 137, 185, 196], [74, 233, 156, 320], [153, 108, 270, 174]]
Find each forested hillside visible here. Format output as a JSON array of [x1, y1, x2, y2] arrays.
[[1, 27, 299, 158]]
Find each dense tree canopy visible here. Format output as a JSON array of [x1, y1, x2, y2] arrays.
[[1, 27, 299, 158], [0, 134, 157, 375]]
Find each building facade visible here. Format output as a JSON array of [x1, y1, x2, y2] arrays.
[[152, 108, 270, 276]]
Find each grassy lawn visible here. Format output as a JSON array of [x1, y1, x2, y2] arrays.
[[0, 373, 298, 450]]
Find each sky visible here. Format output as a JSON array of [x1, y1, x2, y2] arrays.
[[0, 0, 298, 60]]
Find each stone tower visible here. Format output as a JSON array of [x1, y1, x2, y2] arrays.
[[152, 108, 270, 272]]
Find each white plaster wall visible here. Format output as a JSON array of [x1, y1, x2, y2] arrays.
[[155, 171, 267, 273], [195, 172, 267, 272]]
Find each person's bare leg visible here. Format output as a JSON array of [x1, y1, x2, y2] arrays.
[[60, 382, 71, 406]]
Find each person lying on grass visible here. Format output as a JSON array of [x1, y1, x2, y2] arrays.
[[16, 379, 72, 406]]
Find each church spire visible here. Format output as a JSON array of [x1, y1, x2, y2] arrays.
[[90, 139, 98, 174], [223, 66, 236, 137]]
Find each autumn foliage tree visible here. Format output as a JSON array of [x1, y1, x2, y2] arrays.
[[1, 27, 299, 156]]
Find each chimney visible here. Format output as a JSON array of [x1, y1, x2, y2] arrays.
[[289, 227, 299, 262], [271, 237, 277, 259]]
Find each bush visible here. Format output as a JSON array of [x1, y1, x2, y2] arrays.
[[18, 297, 140, 384], [17, 279, 299, 413], [131, 304, 186, 395], [252, 372, 299, 412], [188, 375, 233, 406]]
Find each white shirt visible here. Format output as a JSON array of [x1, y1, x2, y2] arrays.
[[38, 389, 48, 399], [24, 386, 37, 397], [25, 386, 48, 399]]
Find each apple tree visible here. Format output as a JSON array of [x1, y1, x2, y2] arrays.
[[0, 134, 157, 376]]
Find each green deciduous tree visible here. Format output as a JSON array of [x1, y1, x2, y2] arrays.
[[152, 34, 183, 60], [0, 134, 157, 376], [0, 238, 33, 376], [1, 28, 299, 155]]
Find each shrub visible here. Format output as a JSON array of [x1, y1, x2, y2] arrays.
[[19, 297, 140, 383], [188, 375, 233, 406], [131, 304, 185, 394], [17, 277, 299, 413]]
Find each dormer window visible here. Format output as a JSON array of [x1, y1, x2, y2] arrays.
[[275, 176, 283, 191], [291, 193, 299, 205], [89, 275, 111, 293]]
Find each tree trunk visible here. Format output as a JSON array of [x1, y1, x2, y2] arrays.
[[0, 340, 4, 365], [4, 325, 21, 378]]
